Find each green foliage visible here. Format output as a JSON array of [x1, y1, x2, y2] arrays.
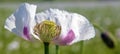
[[0, 6, 120, 54]]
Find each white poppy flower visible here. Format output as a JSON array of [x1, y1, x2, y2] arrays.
[[4, 3, 95, 46]]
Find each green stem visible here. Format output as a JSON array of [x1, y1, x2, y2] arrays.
[[44, 42, 49, 54], [56, 45, 59, 54], [92, 23, 104, 32], [80, 41, 84, 54]]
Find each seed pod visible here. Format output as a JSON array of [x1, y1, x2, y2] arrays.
[[101, 32, 116, 49]]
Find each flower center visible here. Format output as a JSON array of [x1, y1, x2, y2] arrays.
[[34, 20, 61, 42]]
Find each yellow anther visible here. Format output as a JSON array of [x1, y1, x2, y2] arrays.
[[34, 20, 61, 42]]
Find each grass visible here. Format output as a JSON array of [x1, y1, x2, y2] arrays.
[[0, 6, 120, 54]]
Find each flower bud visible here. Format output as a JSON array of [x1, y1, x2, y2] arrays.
[[101, 32, 115, 48]]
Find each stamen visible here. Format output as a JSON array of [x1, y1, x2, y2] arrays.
[[34, 20, 61, 42]]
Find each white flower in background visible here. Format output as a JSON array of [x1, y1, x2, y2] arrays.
[[4, 3, 95, 46], [7, 41, 19, 50]]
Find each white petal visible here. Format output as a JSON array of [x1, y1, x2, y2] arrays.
[[34, 12, 51, 40], [4, 3, 37, 40], [37, 9, 95, 45], [69, 13, 95, 45], [43, 9, 75, 45], [4, 14, 15, 33], [34, 8, 73, 42], [42, 8, 72, 38], [45, 9, 94, 45], [35, 12, 48, 24]]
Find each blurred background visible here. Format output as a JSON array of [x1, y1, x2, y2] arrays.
[[0, 0, 120, 54]]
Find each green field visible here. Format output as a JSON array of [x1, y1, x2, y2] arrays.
[[0, 6, 120, 54]]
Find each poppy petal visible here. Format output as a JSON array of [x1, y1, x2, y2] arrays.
[[69, 13, 95, 44], [4, 3, 37, 40]]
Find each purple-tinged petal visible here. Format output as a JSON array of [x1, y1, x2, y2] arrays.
[[69, 13, 95, 44], [23, 26, 30, 40], [39, 9, 95, 45], [4, 3, 37, 40], [54, 29, 75, 46]]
